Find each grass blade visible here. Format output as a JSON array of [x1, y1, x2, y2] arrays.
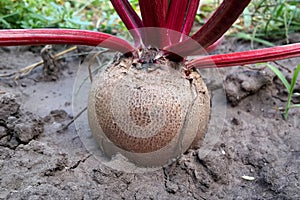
[[289, 63, 300, 94], [265, 63, 300, 120], [232, 32, 275, 47], [289, 104, 300, 108], [283, 63, 300, 119], [265, 63, 291, 92]]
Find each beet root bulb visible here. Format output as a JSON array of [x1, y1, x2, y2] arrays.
[[88, 53, 210, 168]]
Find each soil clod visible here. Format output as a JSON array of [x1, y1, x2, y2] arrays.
[[41, 45, 62, 81], [225, 68, 274, 106], [0, 93, 44, 149]]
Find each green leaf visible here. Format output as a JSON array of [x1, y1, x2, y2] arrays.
[[0, 18, 11, 28], [265, 63, 291, 91], [243, 7, 251, 28], [283, 63, 300, 119], [289, 63, 300, 93], [232, 32, 275, 47], [289, 104, 300, 109]]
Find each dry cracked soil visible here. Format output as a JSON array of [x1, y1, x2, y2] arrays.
[[0, 37, 299, 200]]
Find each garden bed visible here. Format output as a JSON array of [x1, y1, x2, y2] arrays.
[[0, 37, 299, 199]]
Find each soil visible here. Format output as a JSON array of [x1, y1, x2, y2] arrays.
[[0, 37, 299, 200]]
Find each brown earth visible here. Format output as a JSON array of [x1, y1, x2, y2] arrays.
[[0, 37, 299, 199]]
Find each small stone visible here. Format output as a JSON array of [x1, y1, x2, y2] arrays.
[[50, 109, 68, 122], [0, 126, 7, 138], [241, 175, 255, 181], [165, 181, 178, 193], [43, 115, 52, 123], [6, 116, 17, 129], [0, 93, 20, 121], [52, 122, 63, 130], [231, 117, 240, 126]]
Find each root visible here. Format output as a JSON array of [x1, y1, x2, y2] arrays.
[[58, 107, 87, 132], [244, 64, 266, 71], [244, 61, 292, 73], [0, 46, 77, 79], [88, 50, 112, 82]]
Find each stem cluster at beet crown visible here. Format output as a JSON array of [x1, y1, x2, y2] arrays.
[[0, 0, 299, 68]]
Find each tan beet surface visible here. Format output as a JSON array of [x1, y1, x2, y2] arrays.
[[87, 51, 210, 167]]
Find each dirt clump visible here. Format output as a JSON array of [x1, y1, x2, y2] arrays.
[[0, 93, 44, 149], [40, 45, 62, 81], [0, 93, 20, 120], [225, 67, 274, 106]]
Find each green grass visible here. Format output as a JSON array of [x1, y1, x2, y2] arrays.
[[266, 63, 300, 119], [0, 0, 92, 29], [236, 0, 300, 45], [193, 0, 300, 46], [0, 0, 138, 37]]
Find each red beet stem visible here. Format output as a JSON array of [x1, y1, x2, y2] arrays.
[[0, 29, 135, 54], [191, 0, 251, 48], [181, 0, 201, 36], [185, 36, 224, 55], [165, 0, 189, 45], [205, 36, 224, 53], [166, 0, 251, 59], [139, 0, 168, 47], [166, 0, 189, 32], [162, 0, 169, 13], [139, 0, 167, 28], [110, 0, 143, 47], [187, 43, 300, 68]]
